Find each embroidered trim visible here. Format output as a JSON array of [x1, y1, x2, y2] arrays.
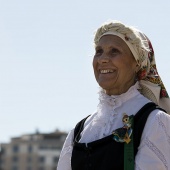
[[145, 137, 168, 170], [157, 115, 170, 145]]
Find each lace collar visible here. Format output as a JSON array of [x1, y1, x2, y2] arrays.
[[98, 82, 141, 107], [80, 82, 142, 143]]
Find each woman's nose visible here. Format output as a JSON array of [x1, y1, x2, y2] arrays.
[[98, 54, 109, 64]]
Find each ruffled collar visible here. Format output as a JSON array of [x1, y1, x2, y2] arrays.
[[91, 82, 141, 127], [79, 82, 142, 143], [98, 82, 141, 107]]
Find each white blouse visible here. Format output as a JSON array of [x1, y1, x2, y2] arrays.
[[57, 83, 170, 170]]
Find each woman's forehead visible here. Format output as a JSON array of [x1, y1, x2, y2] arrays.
[[97, 35, 127, 46], [97, 35, 132, 51]]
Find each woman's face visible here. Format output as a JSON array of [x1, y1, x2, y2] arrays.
[[93, 35, 137, 95]]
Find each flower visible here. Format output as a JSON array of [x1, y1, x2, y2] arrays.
[[161, 89, 168, 98], [138, 69, 147, 80]]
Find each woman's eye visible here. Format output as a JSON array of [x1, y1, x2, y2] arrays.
[[95, 49, 103, 55], [111, 48, 119, 54]]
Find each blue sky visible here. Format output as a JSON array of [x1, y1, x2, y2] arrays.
[[0, 0, 170, 142]]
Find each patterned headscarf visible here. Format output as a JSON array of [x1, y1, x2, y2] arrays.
[[94, 21, 170, 113]]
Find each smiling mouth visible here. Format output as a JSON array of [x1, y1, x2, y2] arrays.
[[100, 69, 114, 74]]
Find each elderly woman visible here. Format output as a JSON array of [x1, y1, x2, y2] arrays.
[[57, 21, 170, 170]]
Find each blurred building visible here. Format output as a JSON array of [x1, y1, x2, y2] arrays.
[[0, 130, 67, 170]]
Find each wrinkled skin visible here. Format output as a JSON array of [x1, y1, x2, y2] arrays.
[[93, 35, 137, 95]]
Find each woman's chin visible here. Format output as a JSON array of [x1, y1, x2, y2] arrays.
[[99, 83, 117, 94]]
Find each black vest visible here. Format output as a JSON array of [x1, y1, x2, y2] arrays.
[[71, 102, 166, 170]]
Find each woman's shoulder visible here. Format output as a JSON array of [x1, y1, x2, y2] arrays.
[[141, 108, 170, 141], [136, 108, 170, 169], [147, 108, 170, 127]]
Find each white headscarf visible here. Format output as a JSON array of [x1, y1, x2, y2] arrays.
[[94, 21, 170, 113]]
